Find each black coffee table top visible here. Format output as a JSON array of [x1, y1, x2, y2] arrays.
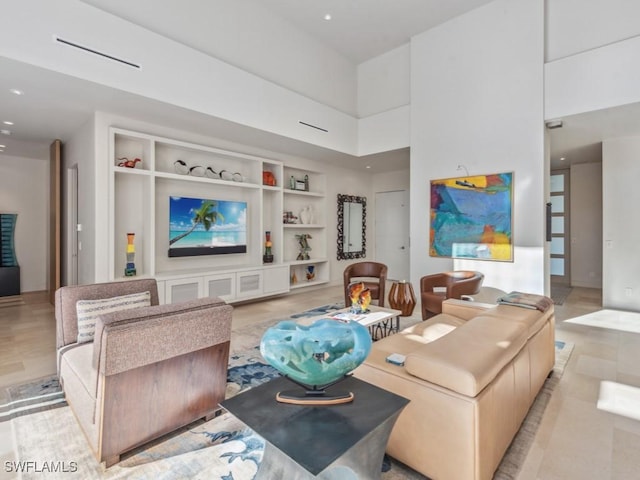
[[221, 375, 409, 475]]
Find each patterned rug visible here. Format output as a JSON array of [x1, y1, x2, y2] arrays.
[[4, 304, 573, 480]]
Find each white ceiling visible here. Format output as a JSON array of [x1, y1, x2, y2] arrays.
[[1, 0, 637, 172]]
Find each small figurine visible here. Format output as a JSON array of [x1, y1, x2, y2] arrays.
[[295, 233, 312, 261], [117, 157, 141, 168]]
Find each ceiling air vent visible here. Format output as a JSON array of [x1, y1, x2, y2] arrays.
[[54, 36, 141, 69], [299, 121, 328, 133]]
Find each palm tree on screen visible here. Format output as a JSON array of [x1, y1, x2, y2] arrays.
[[169, 200, 224, 245]]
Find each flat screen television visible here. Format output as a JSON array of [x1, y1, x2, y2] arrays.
[[168, 196, 247, 257]]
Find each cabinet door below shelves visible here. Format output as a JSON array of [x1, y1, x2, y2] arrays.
[[263, 266, 290, 294], [236, 270, 263, 298], [205, 273, 236, 302], [165, 278, 203, 303]]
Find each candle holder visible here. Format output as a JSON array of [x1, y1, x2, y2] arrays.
[[124, 233, 137, 276]]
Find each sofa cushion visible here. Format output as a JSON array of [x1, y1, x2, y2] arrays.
[[480, 304, 553, 339], [76, 291, 151, 343], [404, 315, 529, 397]]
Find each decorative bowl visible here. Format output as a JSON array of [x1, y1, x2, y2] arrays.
[[260, 318, 372, 388]]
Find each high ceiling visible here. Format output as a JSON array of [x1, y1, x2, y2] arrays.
[[0, 0, 635, 170]]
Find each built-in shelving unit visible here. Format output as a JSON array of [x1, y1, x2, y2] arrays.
[[109, 127, 328, 304]]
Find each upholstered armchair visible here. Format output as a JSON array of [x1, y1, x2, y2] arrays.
[[420, 271, 484, 320], [55, 278, 233, 467], [343, 261, 388, 308]]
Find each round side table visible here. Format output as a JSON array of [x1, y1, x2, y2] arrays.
[[388, 280, 416, 316]]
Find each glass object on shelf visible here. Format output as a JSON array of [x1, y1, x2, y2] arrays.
[[299, 205, 315, 224], [263, 170, 276, 186], [125, 233, 137, 276], [305, 265, 315, 281], [296, 233, 312, 260], [263, 231, 274, 263], [289, 174, 310, 191]]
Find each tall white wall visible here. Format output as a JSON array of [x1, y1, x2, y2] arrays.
[[357, 44, 410, 118], [546, 0, 640, 62], [63, 117, 97, 285], [82, 0, 358, 116], [570, 162, 603, 289], [0, 153, 49, 292], [410, 0, 545, 293], [602, 137, 640, 310]]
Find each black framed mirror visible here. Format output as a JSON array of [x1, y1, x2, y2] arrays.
[[337, 194, 366, 260]]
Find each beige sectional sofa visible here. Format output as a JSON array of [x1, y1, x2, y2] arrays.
[[354, 298, 555, 480]]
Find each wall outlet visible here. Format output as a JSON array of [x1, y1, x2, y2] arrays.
[[625, 287, 633, 297]]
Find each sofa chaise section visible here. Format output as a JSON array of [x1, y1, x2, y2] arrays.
[[354, 298, 554, 480]]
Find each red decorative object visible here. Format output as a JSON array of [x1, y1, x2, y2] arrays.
[[263, 171, 276, 186], [117, 157, 142, 168], [388, 281, 416, 316]]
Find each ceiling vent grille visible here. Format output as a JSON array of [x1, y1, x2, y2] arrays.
[[54, 36, 141, 69], [299, 121, 328, 133]]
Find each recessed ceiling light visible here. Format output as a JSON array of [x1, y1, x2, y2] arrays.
[[324, 13, 332, 21], [365, 165, 371, 169], [560, 157, 566, 161], [9, 88, 23, 96], [3, 121, 14, 126], [0, 144, 5, 148], [1, 130, 11, 135]]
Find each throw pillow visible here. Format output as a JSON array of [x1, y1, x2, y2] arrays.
[[76, 291, 151, 343]]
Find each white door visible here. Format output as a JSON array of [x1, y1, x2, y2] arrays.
[[375, 190, 410, 281]]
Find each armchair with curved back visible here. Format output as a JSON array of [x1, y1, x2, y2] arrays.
[[420, 270, 484, 320], [343, 261, 388, 308]]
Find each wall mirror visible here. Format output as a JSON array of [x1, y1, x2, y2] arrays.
[[337, 194, 366, 260]]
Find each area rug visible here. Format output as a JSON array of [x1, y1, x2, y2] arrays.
[[565, 309, 640, 334], [550, 285, 572, 305], [5, 305, 573, 480]]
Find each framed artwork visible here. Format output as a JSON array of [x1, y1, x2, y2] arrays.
[[430, 172, 513, 261]]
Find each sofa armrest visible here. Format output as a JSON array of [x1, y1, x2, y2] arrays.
[[94, 297, 232, 376]]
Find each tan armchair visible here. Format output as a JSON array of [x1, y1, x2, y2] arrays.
[[55, 278, 232, 467], [420, 271, 484, 320], [343, 261, 388, 307]]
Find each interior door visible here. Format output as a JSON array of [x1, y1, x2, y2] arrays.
[[49, 140, 61, 304], [375, 190, 410, 281], [550, 169, 571, 285]]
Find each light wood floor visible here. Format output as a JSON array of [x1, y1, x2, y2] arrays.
[[2, 285, 639, 479]]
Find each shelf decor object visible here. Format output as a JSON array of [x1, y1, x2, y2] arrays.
[[263, 231, 274, 263], [430, 171, 513, 261], [260, 318, 372, 405], [124, 233, 137, 276], [117, 157, 141, 168], [388, 280, 417, 316], [295, 233, 312, 260]]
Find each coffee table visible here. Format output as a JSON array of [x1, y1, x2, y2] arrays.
[[221, 375, 409, 479], [299, 305, 402, 340]]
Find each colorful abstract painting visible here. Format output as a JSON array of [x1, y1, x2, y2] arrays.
[[430, 172, 513, 261]]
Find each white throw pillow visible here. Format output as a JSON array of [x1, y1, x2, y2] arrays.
[[76, 291, 151, 343]]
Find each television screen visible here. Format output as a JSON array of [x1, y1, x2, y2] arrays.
[[168, 196, 247, 257]]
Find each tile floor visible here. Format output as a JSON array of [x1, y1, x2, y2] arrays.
[[1, 285, 639, 479]]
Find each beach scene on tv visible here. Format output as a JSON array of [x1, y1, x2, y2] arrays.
[[168, 196, 247, 257]]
